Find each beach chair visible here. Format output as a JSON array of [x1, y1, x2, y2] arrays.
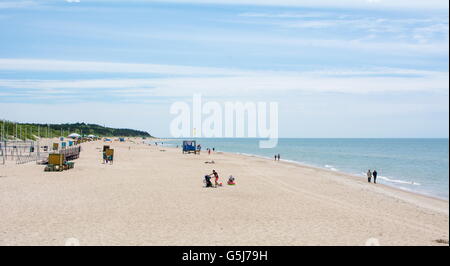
[[45, 153, 65, 172], [105, 149, 114, 164]]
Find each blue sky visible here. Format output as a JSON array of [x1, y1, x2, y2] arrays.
[[0, 0, 448, 137]]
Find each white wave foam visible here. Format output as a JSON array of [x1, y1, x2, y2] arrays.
[[378, 175, 421, 186], [325, 165, 338, 171], [360, 172, 421, 186]]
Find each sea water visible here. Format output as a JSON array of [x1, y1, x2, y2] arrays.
[[159, 138, 449, 200]]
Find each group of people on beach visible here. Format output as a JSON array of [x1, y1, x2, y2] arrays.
[[204, 169, 236, 188], [207, 147, 215, 155], [367, 169, 378, 184], [274, 154, 281, 161]]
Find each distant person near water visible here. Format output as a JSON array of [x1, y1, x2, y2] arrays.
[[277, 154, 281, 161], [367, 169, 372, 183], [373, 170, 378, 184], [274, 155, 277, 161]]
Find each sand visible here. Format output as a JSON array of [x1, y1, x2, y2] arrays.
[[0, 138, 448, 246]]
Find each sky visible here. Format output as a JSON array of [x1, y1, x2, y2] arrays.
[[0, 0, 448, 138]]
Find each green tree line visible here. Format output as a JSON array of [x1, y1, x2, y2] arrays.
[[0, 120, 152, 140]]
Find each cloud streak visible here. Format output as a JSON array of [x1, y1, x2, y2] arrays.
[[0, 59, 448, 102], [0, 58, 255, 77]]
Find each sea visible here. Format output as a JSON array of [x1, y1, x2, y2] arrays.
[[155, 138, 449, 200]]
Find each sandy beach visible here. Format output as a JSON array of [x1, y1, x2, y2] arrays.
[[0, 138, 448, 246]]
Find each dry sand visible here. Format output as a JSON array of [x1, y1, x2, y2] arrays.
[[0, 138, 448, 246]]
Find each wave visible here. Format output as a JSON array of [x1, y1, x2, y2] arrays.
[[324, 164, 338, 171], [378, 175, 421, 186], [359, 172, 421, 186]]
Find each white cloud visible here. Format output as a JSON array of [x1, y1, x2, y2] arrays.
[[0, 58, 255, 76], [235, 12, 449, 47], [0, 71, 447, 99], [0, 59, 447, 102], [65, 0, 81, 3], [238, 12, 328, 19]]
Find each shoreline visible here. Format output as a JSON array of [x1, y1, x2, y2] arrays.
[[158, 139, 449, 203], [224, 150, 449, 214], [174, 146, 448, 215], [226, 151, 449, 203], [153, 140, 448, 213]]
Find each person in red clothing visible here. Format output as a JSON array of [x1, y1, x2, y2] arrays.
[[210, 170, 220, 187]]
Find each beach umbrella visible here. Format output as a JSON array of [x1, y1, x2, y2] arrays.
[[68, 133, 81, 139]]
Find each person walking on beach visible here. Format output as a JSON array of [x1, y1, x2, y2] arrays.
[[277, 154, 281, 161], [274, 155, 277, 161], [367, 169, 372, 183], [373, 170, 378, 184]]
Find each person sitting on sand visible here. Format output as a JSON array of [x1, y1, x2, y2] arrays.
[[227, 175, 236, 185], [210, 170, 220, 187], [367, 169, 372, 183], [373, 170, 378, 184]]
